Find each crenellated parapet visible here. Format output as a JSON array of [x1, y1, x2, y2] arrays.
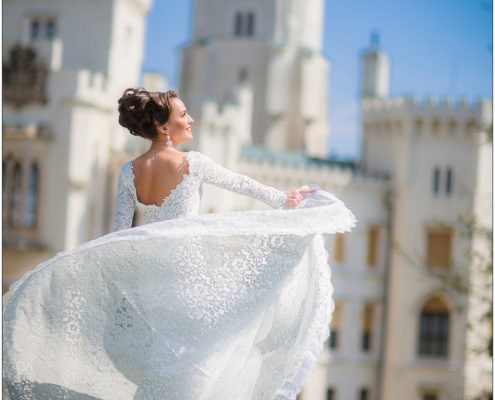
[[362, 95, 492, 138], [54, 69, 112, 110]]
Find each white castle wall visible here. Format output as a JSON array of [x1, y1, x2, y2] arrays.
[[361, 92, 492, 399], [179, 0, 329, 157], [3, 0, 151, 288]]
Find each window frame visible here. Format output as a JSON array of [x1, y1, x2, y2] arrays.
[[417, 297, 450, 358]]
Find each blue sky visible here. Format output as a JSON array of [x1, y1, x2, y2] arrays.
[[142, 0, 492, 160]]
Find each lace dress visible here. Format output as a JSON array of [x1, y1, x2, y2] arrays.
[[3, 151, 356, 400]]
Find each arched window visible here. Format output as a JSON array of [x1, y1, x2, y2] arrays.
[[10, 161, 23, 228], [418, 297, 450, 357], [24, 162, 40, 228]]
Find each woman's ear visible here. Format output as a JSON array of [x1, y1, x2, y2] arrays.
[[156, 124, 168, 134]]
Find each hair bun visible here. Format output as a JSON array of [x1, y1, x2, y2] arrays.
[[117, 87, 178, 140], [118, 87, 156, 139]]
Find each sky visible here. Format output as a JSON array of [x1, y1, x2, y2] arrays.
[[142, 0, 493, 160]]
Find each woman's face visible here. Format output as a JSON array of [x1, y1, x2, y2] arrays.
[[164, 97, 194, 146]]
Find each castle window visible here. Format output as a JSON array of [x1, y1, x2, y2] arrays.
[[432, 167, 440, 195], [234, 12, 242, 35], [359, 388, 370, 400], [10, 161, 23, 228], [426, 227, 453, 268], [3, 156, 12, 225], [420, 390, 440, 400], [445, 167, 453, 196], [29, 16, 58, 41], [333, 233, 345, 264], [30, 19, 41, 40], [326, 387, 336, 400], [24, 162, 40, 229], [238, 67, 248, 82], [432, 167, 454, 197], [418, 297, 449, 358], [366, 225, 379, 267], [3, 155, 43, 235], [233, 11, 255, 37], [46, 19, 57, 40], [361, 304, 374, 352], [246, 12, 255, 36], [328, 301, 342, 349]]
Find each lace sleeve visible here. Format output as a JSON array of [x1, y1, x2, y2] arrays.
[[113, 164, 135, 231], [196, 153, 287, 209]]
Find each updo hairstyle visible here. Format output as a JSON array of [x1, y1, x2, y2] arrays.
[[117, 87, 178, 139]]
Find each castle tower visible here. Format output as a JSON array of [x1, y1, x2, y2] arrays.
[[360, 33, 390, 99], [2, 0, 151, 290], [359, 43, 493, 398], [178, 0, 330, 157]]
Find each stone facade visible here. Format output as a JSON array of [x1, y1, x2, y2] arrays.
[[2, 0, 152, 291]]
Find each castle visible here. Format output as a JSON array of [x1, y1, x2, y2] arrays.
[[2, 1, 492, 399]]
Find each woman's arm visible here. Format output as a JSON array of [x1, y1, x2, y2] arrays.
[[113, 167, 135, 231], [198, 153, 310, 209]]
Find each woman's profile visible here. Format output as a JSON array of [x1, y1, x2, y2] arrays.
[[3, 87, 356, 400]]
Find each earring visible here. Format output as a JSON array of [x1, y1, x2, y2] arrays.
[[166, 134, 173, 148]]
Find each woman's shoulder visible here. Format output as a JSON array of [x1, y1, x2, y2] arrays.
[[119, 160, 133, 175], [117, 161, 134, 188], [184, 150, 209, 166], [185, 151, 214, 164]]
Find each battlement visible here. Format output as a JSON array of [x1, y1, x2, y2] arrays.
[[362, 95, 491, 114], [361, 95, 492, 134], [52, 69, 112, 109]]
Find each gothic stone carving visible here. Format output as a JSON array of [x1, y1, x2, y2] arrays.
[[3, 45, 48, 108]]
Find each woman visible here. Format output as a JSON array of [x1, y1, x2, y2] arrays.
[[3, 88, 356, 400], [114, 88, 313, 229]]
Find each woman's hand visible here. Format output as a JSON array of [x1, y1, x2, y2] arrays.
[[284, 188, 315, 208]]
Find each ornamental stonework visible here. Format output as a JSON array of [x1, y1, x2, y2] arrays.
[[3, 45, 48, 109]]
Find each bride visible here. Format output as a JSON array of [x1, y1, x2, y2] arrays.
[[3, 88, 356, 400]]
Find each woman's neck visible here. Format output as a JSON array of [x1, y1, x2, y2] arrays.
[[149, 138, 176, 152]]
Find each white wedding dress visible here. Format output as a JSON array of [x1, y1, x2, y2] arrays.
[[3, 151, 356, 400]]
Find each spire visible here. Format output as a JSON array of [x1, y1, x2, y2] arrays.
[[360, 31, 390, 99], [370, 29, 380, 49]]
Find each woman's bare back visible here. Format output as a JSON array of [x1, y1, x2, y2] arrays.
[[132, 150, 190, 206]]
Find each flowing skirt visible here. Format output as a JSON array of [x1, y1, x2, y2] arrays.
[[3, 190, 356, 400]]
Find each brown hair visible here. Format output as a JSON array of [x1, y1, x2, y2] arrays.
[[117, 87, 178, 139]]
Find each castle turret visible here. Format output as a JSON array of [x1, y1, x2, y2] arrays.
[[360, 33, 390, 99], [358, 35, 493, 400], [178, 0, 330, 157]]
